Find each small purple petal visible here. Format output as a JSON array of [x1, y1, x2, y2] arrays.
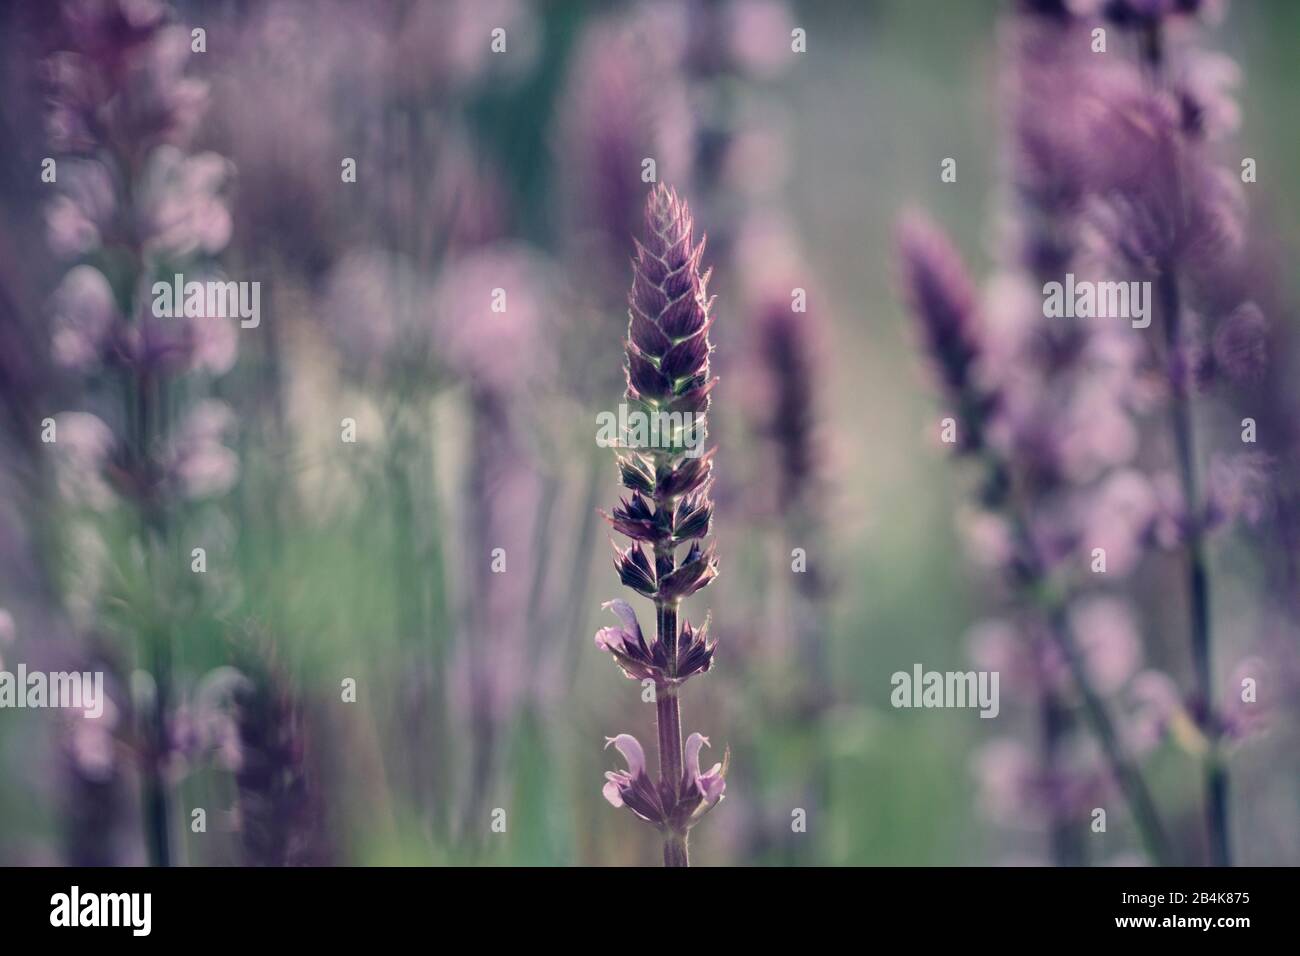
[[594, 626, 625, 653], [601, 599, 644, 647], [605, 733, 646, 778], [685, 732, 725, 804], [684, 731, 709, 779]]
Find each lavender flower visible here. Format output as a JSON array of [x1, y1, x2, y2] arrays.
[[553, 12, 692, 297], [895, 212, 994, 455], [745, 289, 835, 863], [897, 5, 1179, 865], [44, 2, 207, 162], [1206, 301, 1268, 386], [597, 184, 725, 866], [229, 662, 332, 866], [433, 245, 553, 841], [904, 0, 1292, 868], [1084, 6, 1263, 867], [753, 298, 821, 512], [43, 0, 238, 867]]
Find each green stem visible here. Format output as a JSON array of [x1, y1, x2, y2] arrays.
[[133, 370, 172, 867], [1158, 270, 1228, 866], [1048, 602, 1171, 866], [654, 531, 686, 867], [1040, 682, 1085, 866], [990, 456, 1170, 864]]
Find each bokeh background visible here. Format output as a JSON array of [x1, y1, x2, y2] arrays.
[[0, 0, 1297, 866]]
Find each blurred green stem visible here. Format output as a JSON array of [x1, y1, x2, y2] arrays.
[[991, 457, 1170, 865], [1046, 600, 1170, 866], [1157, 269, 1228, 867], [386, 403, 452, 843], [130, 369, 173, 867], [1040, 683, 1085, 866]]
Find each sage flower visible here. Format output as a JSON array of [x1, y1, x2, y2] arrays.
[[43, 0, 238, 868], [597, 184, 725, 866]]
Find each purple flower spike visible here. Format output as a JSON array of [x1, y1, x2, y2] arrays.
[[42, 0, 238, 868], [623, 185, 717, 415], [896, 212, 996, 452], [896, 212, 981, 393], [597, 185, 726, 866]]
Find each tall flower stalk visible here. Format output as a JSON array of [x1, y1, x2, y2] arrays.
[[597, 185, 725, 867], [1144, 15, 1228, 873], [898, 0, 1275, 867], [897, 212, 1170, 864], [1087, 0, 1256, 865], [752, 294, 834, 863], [43, 0, 237, 865]]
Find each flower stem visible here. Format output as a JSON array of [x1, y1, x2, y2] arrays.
[[1040, 682, 1085, 866], [663, 832, 689, 868], [993, 457, 1171, 864], [1047, 602, 1171, 866], [142, 617, 173, 867], [132, 370, 172, 867], [655, 599, 683, 787], [655, 561, 686, 866], [1158, 269, 1229, 866]]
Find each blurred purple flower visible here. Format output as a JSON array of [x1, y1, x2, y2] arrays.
[[382, 0, 539, 95], [45, 9, 207, 161], [163, 400, 239, 500], [50, 411, 116, 510], [967, 617, 1044, 694], [1082, 89, 1245, 292], [721, 0, 796, 80], [50, 264, 118, 369], [136, 147, 233, 261], [1082, 469, 1160, 576], [973, 737, 1038, 825], [320, 250, 430, 382], [1064, 597, 1143, 695], [42, 0, 238, 870], [45, 160, 116, 257], [1205, 452, 1275, 531], [1207, 301, 1268, 386], [751, 296, 823, 511], [896, 212, 993, 451], [51, 264, 238, 376], [553, 10, 692, 294], [1171, 49, 1241, 141], [229, 661, 332, 866], [433, 244, 554, 396], [974, 735, 1109, 827]]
